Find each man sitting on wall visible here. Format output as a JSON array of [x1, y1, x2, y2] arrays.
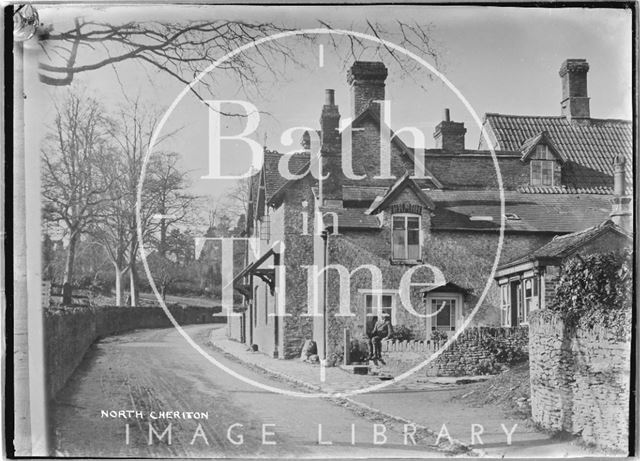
[[368, 313, 393, 361]]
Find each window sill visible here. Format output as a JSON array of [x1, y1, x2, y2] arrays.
[[390, 259, 422, 266]]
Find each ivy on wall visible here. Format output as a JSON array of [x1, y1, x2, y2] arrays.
[[549, 250, 632, 334]]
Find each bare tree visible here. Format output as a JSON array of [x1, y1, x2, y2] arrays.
[[41, 89, 114, 301], [145, 152, 198, 257], [88, 98, 198, 306], [88, 173, 130, 305], [222, 176, 252, 220], [38, 18, 300, 100], [107, 99, 163, 306], [36, 15, 440, 98]]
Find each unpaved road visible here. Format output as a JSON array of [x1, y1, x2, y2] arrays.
[[51, 324, 441, 458]]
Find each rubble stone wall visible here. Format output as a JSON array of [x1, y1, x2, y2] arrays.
[[45, 304, 223, 399], [529, 309, 630, 452], [424, 326, 529, 377]]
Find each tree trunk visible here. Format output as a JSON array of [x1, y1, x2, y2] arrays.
[[62, 233, 78, 304], [114, 265, 123, 306], [63, 232, 78, 284], [128, 233, 139, 306], [129, 265, 138, 307], [159, 216, 167, 258]]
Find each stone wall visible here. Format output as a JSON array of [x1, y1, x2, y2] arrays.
[[529, 309, 631, 452], [45, 304, 224, 399], [425, 326, 528, 377]]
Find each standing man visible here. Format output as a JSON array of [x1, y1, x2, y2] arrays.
[[368, 312, 393, 360]]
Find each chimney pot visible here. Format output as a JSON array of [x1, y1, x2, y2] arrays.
[[434, 110, 466, 152], [610, 154, 632, 231], [325, 89, 335, 106], [613, 154, 626, 196]]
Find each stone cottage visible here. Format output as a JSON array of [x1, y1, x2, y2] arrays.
[[227, 59, 632, 361]]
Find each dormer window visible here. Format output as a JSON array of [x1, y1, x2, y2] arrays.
[[392, 214, 421, 261], [530, 145, 556, 186]]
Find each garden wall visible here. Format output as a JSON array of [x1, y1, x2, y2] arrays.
[[424, 327, 528, 376], [529, 309, 631, 452], [357, 327, 527, 377], [45, 304, 224, 400]]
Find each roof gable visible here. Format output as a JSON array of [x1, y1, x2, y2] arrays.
[[520, 131, 566, 163], [349, 104, 444, 189], [264, 150, 311, 207], [365, 172, 435, 215]]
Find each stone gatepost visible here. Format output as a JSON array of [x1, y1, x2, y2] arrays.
[[344, 328, 351, 365]]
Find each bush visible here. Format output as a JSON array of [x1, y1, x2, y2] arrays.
[[349, 339, 368, 363], [549, 250, 632, 331], [479, 335, 528, 366], [390, 325, 414, 341], [430, 330, 448, 343], [327, 351, 343, 367]]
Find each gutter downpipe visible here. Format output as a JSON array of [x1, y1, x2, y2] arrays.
[[322, 230, 328, 362]]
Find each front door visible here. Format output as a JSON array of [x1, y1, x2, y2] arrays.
[[509, 280, 521, 326], [426, 295, 459, 335]]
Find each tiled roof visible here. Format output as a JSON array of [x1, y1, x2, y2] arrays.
[[320, 207, 381, 230], [342, 185, 388, 203], [428, 190, 613, 233], [263, 150, 310, 203], [483, 114, 632, 189], [498, 220, 631, 270], [516, 185, 613, 195]]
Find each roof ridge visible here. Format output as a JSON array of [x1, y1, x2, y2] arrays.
[[485, 113, 631, 124], [484, 113, 566, 119], [551, 219, 614, 242]]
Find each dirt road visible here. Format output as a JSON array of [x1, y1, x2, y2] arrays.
[[51, 324, 441, 458]]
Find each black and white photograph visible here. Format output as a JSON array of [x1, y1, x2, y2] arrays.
[[6, 2, 636, 458]]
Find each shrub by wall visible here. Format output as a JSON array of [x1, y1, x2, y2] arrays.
[[45, 304, 224, 400]]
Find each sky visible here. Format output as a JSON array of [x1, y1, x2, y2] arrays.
[[26, 4, 633, 203]]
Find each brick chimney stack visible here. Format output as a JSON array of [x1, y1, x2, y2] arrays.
[[609, 154, 632, 231], [433, 108, 466, 152], [320, 89, 340, 150], [559, 59, 590, 120], [319, 89, 343, 200], [347, 61, 388, 117]]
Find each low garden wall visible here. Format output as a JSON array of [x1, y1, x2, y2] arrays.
[[45, 304, 224, 400], [351, 327, 527, 377], [424, 327, 528, 376], [529, 309, 631, 452]]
